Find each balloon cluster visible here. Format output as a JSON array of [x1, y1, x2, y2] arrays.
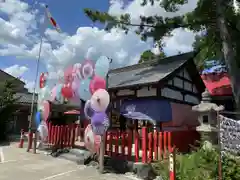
[[36, 56, 111, 142], [50, 56, 110, 103]]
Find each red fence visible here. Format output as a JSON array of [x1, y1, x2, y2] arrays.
[[46, 123, 200, 163], [105, 128, 173, 163], [47, 122, 77, 148]]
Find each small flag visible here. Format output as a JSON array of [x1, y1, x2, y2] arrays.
[[45, 5, 61, 33]]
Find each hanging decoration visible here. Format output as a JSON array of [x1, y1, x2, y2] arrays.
[[42, 100, 50, 121], [78, 78, 92, 101], [37, 120, 49, 142], [39, 72, 48, 89], [89, 75, 106, 94], [80, 59, 94, 79], [71, 77, 80, 96], [55, 84, 64, 103], [73, 63, 82, 79], [64, 65, 74, 85], [36, 55, 112, 149], [61, 84, 73, 99], [45, 5, 61, 33], [35, 111, 42, 128], [50, 85, 57, 102], [84, 124, 101, 153], [94, 56, 110, 78], [90, 89, 109, 112], [84, 89, 110, 136]]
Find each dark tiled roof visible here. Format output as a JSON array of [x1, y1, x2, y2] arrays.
[[108, 52, 194, 89], [0, 70, 25, 86], [14, 92, 38, 104]]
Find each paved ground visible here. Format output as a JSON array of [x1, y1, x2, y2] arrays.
[[0, 144, 139, 180]]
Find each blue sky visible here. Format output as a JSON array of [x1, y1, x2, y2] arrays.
[[0, 0, 196, 92], [0, 0, 110, 88]]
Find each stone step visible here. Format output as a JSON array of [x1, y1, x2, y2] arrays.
[[59, 152, 81, 163], [69, 148, 88, 157]]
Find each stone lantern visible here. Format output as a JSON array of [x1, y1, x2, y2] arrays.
[[192, 89, 224, 147]]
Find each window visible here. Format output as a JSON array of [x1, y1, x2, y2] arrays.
[[202, 115, 209, 124]]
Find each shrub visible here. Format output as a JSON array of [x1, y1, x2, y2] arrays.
[[152, 147, 240, 180]]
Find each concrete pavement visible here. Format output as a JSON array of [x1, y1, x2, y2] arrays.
[[0, 144, 139, 180]]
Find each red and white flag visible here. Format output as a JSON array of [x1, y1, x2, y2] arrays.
[[45, 5, 61, 33]]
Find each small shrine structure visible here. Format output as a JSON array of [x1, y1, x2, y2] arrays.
[[192, 88, 224, 146]]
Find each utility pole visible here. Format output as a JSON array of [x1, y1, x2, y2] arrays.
[[27, 36, 43, 152]]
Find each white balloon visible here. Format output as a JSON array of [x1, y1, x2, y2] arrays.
[[84, 100, 92, 120], [38, 121, 48, 142], [90, 89, 110, 112], [73, 63, 82, 79]]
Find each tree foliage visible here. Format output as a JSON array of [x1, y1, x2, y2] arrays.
[[139, 50, 166, 63], [84, 0, 240, 66], [84, 0, 240, 108], [0, 80, 19, 141]]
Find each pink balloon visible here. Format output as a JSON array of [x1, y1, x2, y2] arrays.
[[43, 100, 50, 121], [64, 66, 74, 84], [72, 78, 80, 94], [84, 124, 101, 153], [50, 86, 57, 102], [90, 89, 110, 112], [89, 75, 106, 94], [81, 59, 94, 79]]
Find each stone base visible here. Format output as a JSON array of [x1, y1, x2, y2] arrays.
[[199, 131, 218, 146], [133, 162, 156, 180]]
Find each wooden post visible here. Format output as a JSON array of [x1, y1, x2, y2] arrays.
[[217, 111, 222, 180], [18, 129, 25, 148], [33, 132, 37, 154], [169, 147, 176, 180], [27, 132, 33, 152], [99, 133, 106, 174]]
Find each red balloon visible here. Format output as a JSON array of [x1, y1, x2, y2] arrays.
[[61, 85, 73, 99], [39, 72, 47, 89], [89, 75, 106, 94]]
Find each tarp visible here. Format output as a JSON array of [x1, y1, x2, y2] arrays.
[[120, 99, 172, 123]]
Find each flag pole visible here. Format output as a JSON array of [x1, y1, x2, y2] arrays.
[[26, 4, 60, 152], [26, 28, 44, 152]]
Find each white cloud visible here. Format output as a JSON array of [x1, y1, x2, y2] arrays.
[[0, 0, 198, 92], [23, 80, 35, 93], [109, 0, 197, 21], [0, 0, 38, 45], [108, 0, 198, 55], [4, 64, 29, 78], [162, 28, 196, 55], [2, 64, 36, 93]]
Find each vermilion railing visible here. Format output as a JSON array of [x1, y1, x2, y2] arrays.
[[46, 122, 199, 163]]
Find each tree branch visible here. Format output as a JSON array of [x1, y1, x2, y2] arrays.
[[84, 9, 203, 31]]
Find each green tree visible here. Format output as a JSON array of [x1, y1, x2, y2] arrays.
[[139, 50, 166, 63], [84, 0, 240, 110], [0, 80, 19, 141]]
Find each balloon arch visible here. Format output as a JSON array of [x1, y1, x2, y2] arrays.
[[36, 56, 111, 152]]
